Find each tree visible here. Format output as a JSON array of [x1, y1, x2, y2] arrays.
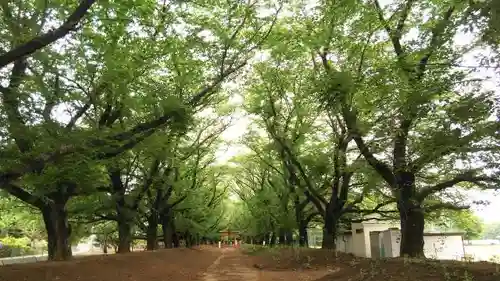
[[0, 194, 45, 243], [311, 0, 499, 257], [1, 0, 497, 262], [91, 222, 119, 254], [229, 0, 498, 256], [428, 209, 484, 240], [241, 37, 396, 248], [0, 0, 97, 69], [483, 222, 500, 240], [0, 0, 281, 260], [465, 0, 500, 48], [230, 154, 287, 245], [139, 115, 230, 250]]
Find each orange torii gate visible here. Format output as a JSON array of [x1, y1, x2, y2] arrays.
[[219, 229, 240, 242]]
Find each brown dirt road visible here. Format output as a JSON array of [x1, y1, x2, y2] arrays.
[[1, 246, 499, 281], [0, 247, 329, 281], [0, 247, 219, 281], [203, 247, 331, 281]]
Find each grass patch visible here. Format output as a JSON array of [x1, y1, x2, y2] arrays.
[[242, 246, 500, 281], [240, 244, 282, 255], [242, 245, 345, 270]]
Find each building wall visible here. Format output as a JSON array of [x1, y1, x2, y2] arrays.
[[308, 224, 468, 261], [336, 234, 353, 253], [424, 235, 464, 260], [381, 230, 465, 260], [380, 229, 397, 257], [351, 225, 365, 257], [351, 222, 394, 258], [306, 228, 353, 252], [464, 245, 500, 262]]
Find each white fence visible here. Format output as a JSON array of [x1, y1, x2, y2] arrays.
[[464, 245, 500, 262], [0, 254, 48, 265], [0, 248, 104, 266]]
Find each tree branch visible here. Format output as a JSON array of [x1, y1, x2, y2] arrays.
[[343, 107, 396, 187], [409, 123, 497, 172], [319, 50, 396, 188], [417, 171, 500, 201], [0, 0, 97, 69], [2, 59, 31, 152], [131, 158, 161, 210], [415, 6, 455, 79], [373, 0, 404, 57], [423, 202, 470, 212], [344, 199, 397, 214], [1, 183, 45, 209]]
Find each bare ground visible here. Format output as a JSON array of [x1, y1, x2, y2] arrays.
[[248, 247, 500, 281], [0, 246, 499, 281], [0, 247, 219, 281]]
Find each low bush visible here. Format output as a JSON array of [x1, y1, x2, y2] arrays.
[[0, 236, 32, 257]]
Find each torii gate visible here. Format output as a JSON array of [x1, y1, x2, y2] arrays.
[[219, 229, 241, 247]]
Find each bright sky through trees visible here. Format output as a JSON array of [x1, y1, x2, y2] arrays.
[[41, 0, 498, 224], [1, 0, 499, 262], [213, 0, 500, 223]]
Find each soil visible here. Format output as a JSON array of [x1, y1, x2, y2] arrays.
[[248, 247, 500, 281], [0, 246, 499, 281], [0, 247, 219, 281]]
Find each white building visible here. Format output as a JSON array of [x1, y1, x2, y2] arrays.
[[308, 220, 466, 260]]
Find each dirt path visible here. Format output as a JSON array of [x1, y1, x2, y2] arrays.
[[0, 248, 220, 281], [0, 247, 342, 281], [202, 248, 260, 281], [201, 248, 331, 281]]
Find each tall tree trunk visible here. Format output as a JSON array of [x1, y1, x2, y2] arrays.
[[399, 206, 425, 257], [161, 221, 172, 249], [117, 218, 132, 253], [188, 233, 195, 247], [171, 216, 180, 248], [285, 230, 293, 245], [255, 236, 263, 245], [42, 201, 72, 261], [109, 166, 135, 253], [397, 171, 425, 257], [264, 233, 271, 245], [321, 213, 337, 249], [298, 223, 308, 247], [146, 212, 159, 251], [269, 232, 277, 246], [172, 232, 180, 248], [185, 231, 192, 247], [102, 238, 108, 254], [278, 229, 285, 245], [161, 214, 174, 248]]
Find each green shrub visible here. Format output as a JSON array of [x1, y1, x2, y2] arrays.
[[0, 236, 31, 257], [241, 244, 269, 255]]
